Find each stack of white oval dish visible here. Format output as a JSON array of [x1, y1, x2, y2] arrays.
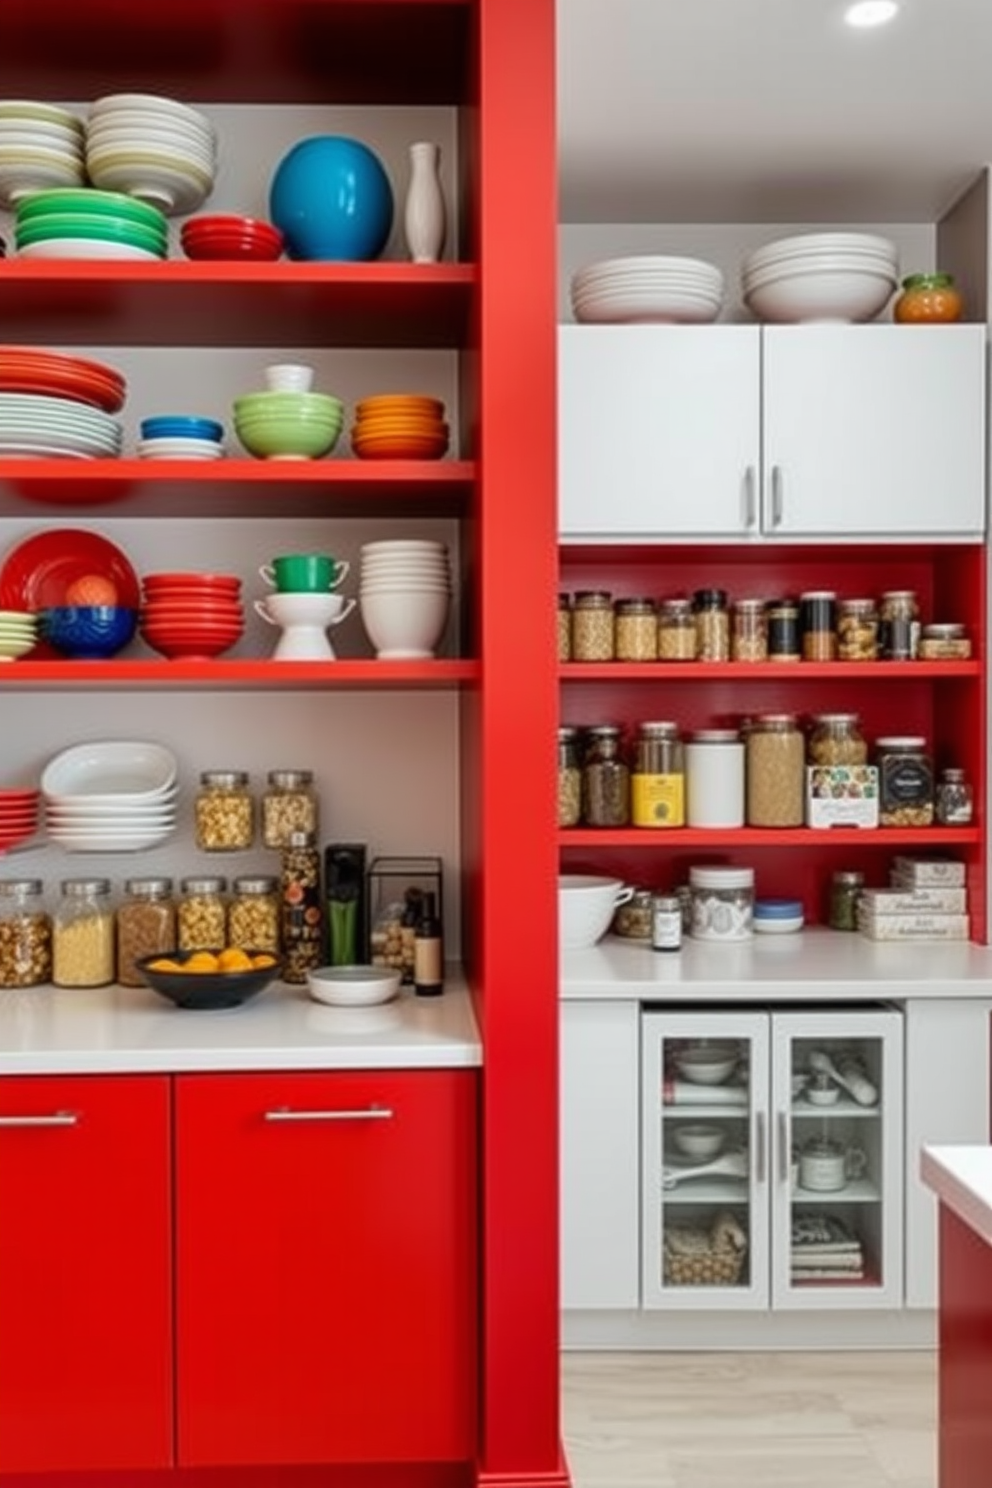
[[41, 740, 179, 852], [0, 100, 85, 208], [740, 232, 899, 324], [358, 539, 451, 660], [570, 255, 724, 324], [85, 93, 216, 216]]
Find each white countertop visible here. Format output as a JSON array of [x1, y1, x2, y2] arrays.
[[0, 975, 481, 1075], [921, 1146, 992, 1249], [561, 928, 992, 1001]]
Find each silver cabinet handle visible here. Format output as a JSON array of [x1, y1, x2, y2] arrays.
[[770, 465, 784, 527], [0, 1111, 78, 1128], [777, 1111, 789, 1183], [743, 465, 757, 529], [264, 1105, 393, 1123], [754, 1111, 766, 1184]]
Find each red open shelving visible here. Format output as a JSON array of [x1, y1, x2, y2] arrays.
[[560, 827, 982, 849], [0, 659, 479, 690]]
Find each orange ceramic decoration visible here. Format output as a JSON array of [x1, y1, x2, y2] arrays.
[[894, 272, 964, 324]]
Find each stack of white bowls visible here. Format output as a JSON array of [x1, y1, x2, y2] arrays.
[[85, 94, 217, 216], [41, 740, 179, 852], [359, 540, 451, 660], [0, 100, 85, 207], [570, 255, 724, 324], [741, 233, 899, 324]]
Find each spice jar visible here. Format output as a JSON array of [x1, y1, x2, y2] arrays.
[[766, 599, 801, 662], [837, 599, 879, 661], [689, 866, 754, 941], [808, 713, 868, 768], [631, 721, 685, 828], [879, 590, 920, 661], [116, 878, 175, 988], [830, 871, 864, 932], [732, 598, 768, 662], [615, 597, 657, 661], [177, 876, 228, 951], [874, 736, 934, 826], [745, 714, 805, 827], [229, 876, 280, 953], [558, 725, 582, 827], [280, 831, 323, 983], [581, 725, 630, 827], [572, 591, 614, 662], [800, 591, 837, 661], [261, 769, 319, 849], [935, 767, 973, 826], [195, 769, 254, 851], [685, 729, 745, 828], [557, 594, 572, 662], [0, 879, 51, 988], [919, 623, 971, 660], [53, 878, 114, 988], [657, 598, 697, 661], [692, 588, 730, 662], [894, 272, 964, 324], [612, 888, 654, 941]]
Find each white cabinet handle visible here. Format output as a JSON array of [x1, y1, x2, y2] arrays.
[[264, 1105, 393, 1123], [0, 1111, 78, 1128], [777, 1111, 789, 1183], [743, 465, 757, 528], [754, 1110, 766, 1184], [770, 465, 784, 527]]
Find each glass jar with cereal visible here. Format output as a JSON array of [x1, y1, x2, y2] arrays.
[[836, 599, 879, 661], [116, 877, 175, 988], [228, 876, 280, 954], [195, 770, 254, 851], [261, 769, 318, 849], [177, 877, 228, 952], [0, 879, 51, 988], [53, 878, 114, 988]]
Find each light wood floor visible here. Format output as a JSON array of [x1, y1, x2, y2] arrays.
[[561, 1351, 936, 1488]]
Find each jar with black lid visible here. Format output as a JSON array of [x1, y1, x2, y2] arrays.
[[874, 736, 933, 826], [800, 590, 837, 661], [766, 598, 800, 662], [558, 725, 582, 827], [581, 725, 630, 827], [692, 588, 729, 662]]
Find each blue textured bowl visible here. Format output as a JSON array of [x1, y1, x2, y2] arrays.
[[269, 135, 394, 262], [141, 416, 224, 441], [40, 606, 138, 659]]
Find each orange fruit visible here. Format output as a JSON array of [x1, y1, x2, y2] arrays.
[[217, 947, 253, 972], [65, 573, 119, 606], [148, 957, 183, 972], [184, 951, 220, 973]]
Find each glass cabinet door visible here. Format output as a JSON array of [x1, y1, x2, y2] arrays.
[[772, 1008, 904, 1311], [641, 1010, 770, 1311]]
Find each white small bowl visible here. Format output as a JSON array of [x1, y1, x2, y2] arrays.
[[358, 588, 450, 657], [672, 1123, 725, 1160], [674, 1045, 739, 1086], [744, 267, 896, 324], [306, 964, 402, 1007], [265, 363, 315, 393]]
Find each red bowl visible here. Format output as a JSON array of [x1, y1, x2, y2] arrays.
[[180, 238, 283, 263], [182, 214, 282, 239], [142, 572, 240, 589], [141, 599, 243, 615]]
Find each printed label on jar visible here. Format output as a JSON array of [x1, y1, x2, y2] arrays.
[[879, 756, 933, 806], [631, 774, 685, 828]]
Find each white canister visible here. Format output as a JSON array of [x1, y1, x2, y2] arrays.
[[689, 865, 754, 941], [686, 729, 745, 828]]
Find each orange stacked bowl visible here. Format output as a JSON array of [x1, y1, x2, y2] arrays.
[[351, 394, 449, 461], [139, 571, 244, 661]]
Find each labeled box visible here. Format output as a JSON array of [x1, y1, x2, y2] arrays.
[[868, 885, 967, 915], [891, 856, 967, 888], [856, 909, 970, 942], [806, 765, 878, 830]]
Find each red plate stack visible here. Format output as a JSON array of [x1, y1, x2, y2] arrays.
[[0, 346, 125, 412], [180, 214, 284, 262], [0, 788, 41, 852], [139, 572, 244, 661]]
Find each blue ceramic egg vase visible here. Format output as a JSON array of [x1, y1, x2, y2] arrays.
[[269, 135, 394, 262]]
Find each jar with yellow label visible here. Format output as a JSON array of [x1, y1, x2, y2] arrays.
[[631, 721, 685, 828]]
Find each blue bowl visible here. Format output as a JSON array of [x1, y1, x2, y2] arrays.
[[40, 606, 138, 659], [140, 416, 224, 441], [269, 135, 394, 262]]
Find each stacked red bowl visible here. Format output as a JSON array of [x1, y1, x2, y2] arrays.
[[139, 572, 244, 661], [180, 214, 284, 262], [0, 788, 41, 852]]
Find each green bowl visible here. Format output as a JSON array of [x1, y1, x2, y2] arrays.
[[233, 391, 344, 418], [16, 215, 167, 251], [234, 416, 342, 460], [16, 188, 167, 231]]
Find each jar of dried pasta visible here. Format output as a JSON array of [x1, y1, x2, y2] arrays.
[[195, 770, 254, 851], [261, 769, 319, 849], [229, 876, 280, 954], [0, 879, 51, 988], [808, 713, 867, 768], [116, 878, 175, 987], [732, 598, 768, 662], [53, 879, 114, 988], [874, 736, 933, 826], [658, 598, 697, 661], [178, 876, 228, 951], [836, 599, 879, 661], [557, 594, 572, 662], [615, 597, 657, 661], [572, 591, 614, 661], [745, 714, 804, 827], [692, 588, 729, 662]]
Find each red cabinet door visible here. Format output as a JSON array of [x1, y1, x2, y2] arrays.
[[175, 1069, 477, 1467], [0, 1074, 172, 1473]]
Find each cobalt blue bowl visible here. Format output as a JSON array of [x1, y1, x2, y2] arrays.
[[40, 605, 138, 659], [140, 416, 224, 442], [268, 135, 394, 262]]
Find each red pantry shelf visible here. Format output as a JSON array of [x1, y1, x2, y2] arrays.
[[559, 661, 982, 681], [559, 827, 982, 849], [0, 659, 479, 690]]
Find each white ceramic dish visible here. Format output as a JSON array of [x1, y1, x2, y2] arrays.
[[559, 874, 634, 950], [306, 964, 402, 1007], [672, 1123, 725, 1160], [359, 588, 449, 656], [41, 740, 178, 798], [137, 437, 224, 460], [16, 239, 163, 261], [674, 1046, 740, 1086], [744, 268, 896, 324]]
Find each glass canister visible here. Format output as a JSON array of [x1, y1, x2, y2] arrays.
[[177, 876, 228, 951], [615, 597, 657, 661], [935, 767, 974, 826], [581, 724, 630, 827], [807, 713, 868, 768], [836, 599, 879, 661], [572, 590, 614, 662], [611, 888, 654, 941], [53, 878, 114, 988], [874, 735, 934, 826], [631, 721, 685, 828], [732, 598, 768, 662], [558, 725, 582, 827], [557, 594, 572, 662], [799, 590, 837, 661], [116, 878, 175, 988], [195, 769, 254, 851], [0, 879, 51, 988], [894, 272, 964, 324], [766, 598, 801, 662], [692, 588, 730, 662], [689, 865, 754, 941], [745, 714, 805, 827], [829, 870, 865, 932], [657, 597, 697, 661], [685, 728, 745, 828], [261, 769, 319, 849], [228, 876, 281, 954], [919, 623, 971, 660], [280, 831, 323, 983], [879, 590, 920, 661]]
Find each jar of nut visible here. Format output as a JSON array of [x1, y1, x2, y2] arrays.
[[116, 878, 175, 988], [808, 713, 868, 768], [615, 597, 657, 661], [195, 770, 254, 851], [572, 590, 614, 661], [745, 714, 805, 827], [692, 588, 730, 662], [261, 769, 319, 849], [558, 725, 582, 827], [557, 593, 572, 662], [874, 736, 934, 826], [836, 599, 879, 661], [177, 876, 228, 951], [657, 598, 697, 661], [228, 876, 280, 954], [732, 598, 768, 662], [53, 878, 114, 988], [280, 831, 322, 983], [0, 879, 51, 988]]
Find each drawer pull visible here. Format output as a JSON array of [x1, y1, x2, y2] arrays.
[[264, 1105, 393, 1123], [0, 1111, 78, 1128], [770, 465, 784, 527]]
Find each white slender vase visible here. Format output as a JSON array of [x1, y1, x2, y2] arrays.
[[403, 141, 447, 264]]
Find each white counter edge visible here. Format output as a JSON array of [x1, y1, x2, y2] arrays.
[[921, 1145, 992, 1248]]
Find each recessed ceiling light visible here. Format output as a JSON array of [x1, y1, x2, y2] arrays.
[[844, 1, 900, 27]]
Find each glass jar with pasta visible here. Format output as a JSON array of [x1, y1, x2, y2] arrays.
[[745, 714, 804, 827], [808, 713, 867, 768], [53, 878, 114, 988]]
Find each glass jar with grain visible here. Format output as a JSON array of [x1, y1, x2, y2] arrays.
[[732, 598, 768, 662], [745, 714, 805, 827], [195, 770, 254, 851], [581, 725, 630, 827], [558, 725, 582, 827], [53, 878, 114, 988], [116, 877, 175, 987], [808, 713, 868, 768], [657, 597, 697, 661], [229, 876, 281, 954], [261, 769, 318, 849], [557, 593, 572, 662], [615, 597, 657, 661], [572, 591, 614, 661], [837, 598, 879, 661], [800, 590, 837, 661], [631, 721, 684, 828], [0, 879, 51, 988], [178, 876, 228, 951], [692, 588, 730, 662]]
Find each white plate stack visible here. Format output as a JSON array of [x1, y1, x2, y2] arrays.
[[741, 233, 899, 323], [0, 100, 85, 207], [86, 94, 217, 216], [0, 392, 123, 459], [570, 255, 724, 324], [358, 540, 452, 660], [41, 740, 179, 852]]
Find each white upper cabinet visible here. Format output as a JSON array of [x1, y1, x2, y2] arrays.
[[558, 325, 761, 539], [559, 323, 987, 541]]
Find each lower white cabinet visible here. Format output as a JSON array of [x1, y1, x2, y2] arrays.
[[641, 1007, 904, 1312]]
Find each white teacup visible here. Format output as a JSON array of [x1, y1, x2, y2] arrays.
[[264, 362, 315, 393]]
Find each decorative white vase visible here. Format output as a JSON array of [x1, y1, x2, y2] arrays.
[[403, 141, 447, 264]]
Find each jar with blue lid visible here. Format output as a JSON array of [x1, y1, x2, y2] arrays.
[[753, 899, 804, 935]]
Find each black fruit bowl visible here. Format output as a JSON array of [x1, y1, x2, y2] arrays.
[[136, 949, 280, 1010]]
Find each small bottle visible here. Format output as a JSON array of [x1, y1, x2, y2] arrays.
[[936, 767, 974, 825], [414, 890, 444, 996], [651, 894, 682, 952], [280, 831, 322, 984]]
